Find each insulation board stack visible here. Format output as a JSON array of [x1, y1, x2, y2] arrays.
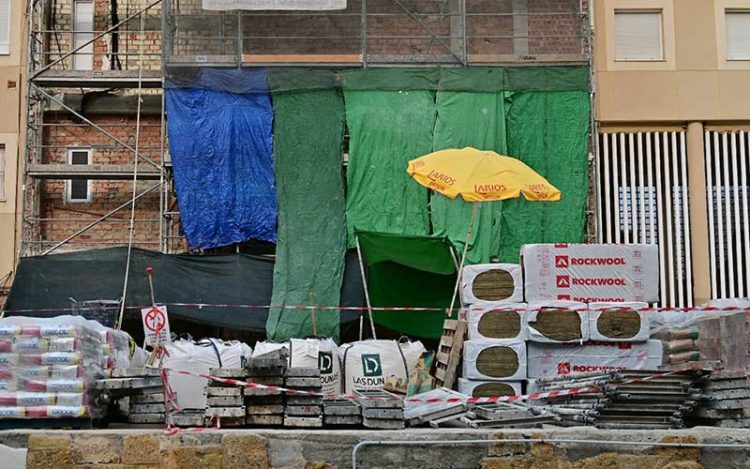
[[204, 368, 245, 427], [245, 349, 287, 426], [356, 389, 405, 429], [322, 398, 362, 426], [457, 378, 522, 398], [283, 367, 323, 428], [527, 301, 589, 344], [460, 264, 524, 306], [588, 302, 650, 342], [690, 370, 750, 428], [462, 340, 526, 381]]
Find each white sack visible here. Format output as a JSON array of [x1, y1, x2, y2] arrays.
[[254, 338, 342, 394], [339, 340, 425, 395]]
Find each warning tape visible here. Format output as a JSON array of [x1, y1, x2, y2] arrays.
[[161, 368, 683, 405], [4, 303, 750, 315]]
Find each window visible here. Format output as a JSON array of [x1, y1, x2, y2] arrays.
[[614, 10, 663, 61], [0, 0, 9, 55], [0, 145, 5, 200], [67, 149, 91, 203], [727, 11, 750, 60], [73, 0, 94, 70]]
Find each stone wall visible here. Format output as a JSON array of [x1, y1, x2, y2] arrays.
[[6, 427, 750, 469]]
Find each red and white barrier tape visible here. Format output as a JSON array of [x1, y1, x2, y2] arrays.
[[162, 368, 683, 405]]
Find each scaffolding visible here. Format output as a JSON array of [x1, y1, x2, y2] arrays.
[[23, 0, 589, 256]]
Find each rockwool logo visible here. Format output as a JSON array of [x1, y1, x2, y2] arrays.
[[361, 354, 382, 377], [556, 275, 570, 288], [557, 362, 571, 375], [318, 351, 333, 374], [555, 255, 569, 268]]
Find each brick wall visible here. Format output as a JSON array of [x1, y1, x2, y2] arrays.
[[36, 113, 165, 253]]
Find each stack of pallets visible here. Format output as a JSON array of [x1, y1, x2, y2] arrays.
[[245, 350, 288, 426], [690, 370, 750, 428], [356, 390, 405, 429], [204, 368, 245, 427], [96, 368, 165, 424], [284, 367, 323, 428], [322, 398, 362, 426]]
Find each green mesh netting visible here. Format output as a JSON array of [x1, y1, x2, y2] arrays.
[[431, 91, 508, 265], [343, 89, 436, 247], [266, 87, 347, 341], [499, 91, 591, 262]]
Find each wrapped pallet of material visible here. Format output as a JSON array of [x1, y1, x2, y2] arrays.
[[588, 302, 650, 342], [467, 303, 528, 341], [339, 340, 425, 395], [460, 264, 523, 305], [462, 340, 526, 381], [527, 301, 589, 343], [527, 340, 663, 378], [160, 338, 252, 409], [458, 378, 522, 397], [253, 338, 342, 394], [521, 243, 659, 303]]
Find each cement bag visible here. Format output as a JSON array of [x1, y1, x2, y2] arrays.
[[467, 303, 528, 341], [339, 339, 425, 395], [527, 340, 663, 378], [461, 264, 523, 305], [457, 378, 522, 397], [588, 302, 650, 342], [159, 338, 252, 409], [521, 243, 659, 303], [462, 340, 526, 381], [253, 339, 342, 394], [527, 301, 589, 344]]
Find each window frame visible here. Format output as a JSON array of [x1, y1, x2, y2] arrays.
[[66, 148, 92, 204], [725, 9, 750, 61], [0, 0, 10, 56], [613, 9, 665, 62], [0, 144, 5, 201], [72, 0, 95, 71]]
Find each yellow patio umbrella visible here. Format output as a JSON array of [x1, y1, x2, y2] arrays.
[[406, 147, 561, 313]]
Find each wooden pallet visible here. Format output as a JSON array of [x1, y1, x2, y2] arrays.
[[434, 319, 467, 389]]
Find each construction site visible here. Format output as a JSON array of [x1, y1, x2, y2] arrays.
[[1, 0, 750, 467]]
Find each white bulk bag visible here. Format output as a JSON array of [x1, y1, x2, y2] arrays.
[[588, 302, 650, 342], [460, 264, 523, 305], [339, 339, 425, 395], [159, 339, 252, 409], [462, 339, 526, 381], [253, 338, 342, 395], [467, 303, 528, 341], [527, 301, 589, 344]]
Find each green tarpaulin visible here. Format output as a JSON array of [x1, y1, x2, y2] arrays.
[[500, 91, 591, 262], [357, 231, 457, 339], [343, 90, 436, 247], [431, 91, 508, 265], [266, 87, 347, 341]]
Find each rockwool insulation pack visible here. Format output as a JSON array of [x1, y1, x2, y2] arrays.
[[462, 340, 526, 381], [527, 301, 589, 343], [339, 340, 425, 395], [458, 378, 522, 397], [521, 243, 659, 303], [588, 302, 650, 342], [253, 338, 342, 394], [460, 264, 524, 305], [527, 340, 663, 378], [466, 303, 528, 341]]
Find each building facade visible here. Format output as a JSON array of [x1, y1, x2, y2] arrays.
[[594, 0, 750, 306], [0, 0, 25, 306]]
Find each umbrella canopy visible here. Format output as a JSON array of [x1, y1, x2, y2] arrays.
[[407, 147, 561, 202]]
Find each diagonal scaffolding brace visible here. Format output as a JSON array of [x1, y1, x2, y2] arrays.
[[391, 0, 466, 65]]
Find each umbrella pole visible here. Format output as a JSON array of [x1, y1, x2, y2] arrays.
[[448, 202, 479, 316], [355, 235, 377, 340]]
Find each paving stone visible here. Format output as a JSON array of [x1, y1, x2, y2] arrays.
[[123, 433, 161, 465], [71, 435, 122, 464], [221, 434, 269, 469]]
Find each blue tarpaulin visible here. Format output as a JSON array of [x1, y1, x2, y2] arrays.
[[165, 69, 276, 249]]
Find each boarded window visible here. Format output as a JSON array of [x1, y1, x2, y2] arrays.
[[67, 149, 91, 202], [73, 0, 94, 70]]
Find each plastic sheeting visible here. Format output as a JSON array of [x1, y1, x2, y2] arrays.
[[356, 231, 456, 339], [431, 91, 507, 264], [165, 69, 276, 249], [343, 90, 435, 246], [500, 91, 590, 262], [4, 248, 366, 334], [267, 87, 347, 342]]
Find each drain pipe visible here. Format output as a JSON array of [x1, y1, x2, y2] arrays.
[[352, 438, 750, 469]]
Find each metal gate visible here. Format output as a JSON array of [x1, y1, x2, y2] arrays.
[[705, 130, 750, 299], [596, 131, 693, 307]]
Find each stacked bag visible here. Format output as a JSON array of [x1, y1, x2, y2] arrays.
[[0, 315, 134, 419]]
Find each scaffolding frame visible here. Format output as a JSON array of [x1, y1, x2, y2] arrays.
[[22, 0, 590, 256]]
